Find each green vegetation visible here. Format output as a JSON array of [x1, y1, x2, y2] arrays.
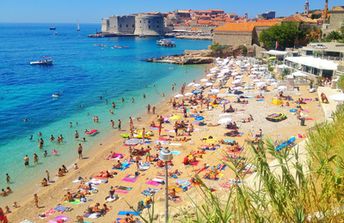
[[259, 22, 300, 50], [210, 43, 250, 58], [134, 106, 344, 223], [259, 22, 322, 50], [337, 75, 344, 91], [323, 20, 344, 43]]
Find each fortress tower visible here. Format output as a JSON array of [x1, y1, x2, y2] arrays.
[[304, 0, 310, 14]]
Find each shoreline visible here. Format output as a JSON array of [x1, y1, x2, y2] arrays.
[[6, 57, 325, 222], [3, 63, 209, 220]]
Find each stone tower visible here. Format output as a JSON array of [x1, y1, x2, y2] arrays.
[[323, 0, 329, 20], [304, 0, 310, 14]]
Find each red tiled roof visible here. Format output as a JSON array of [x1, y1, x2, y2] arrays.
[[214, 20, 280, 32]]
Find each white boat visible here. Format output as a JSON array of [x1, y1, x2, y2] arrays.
[[77, 23, 80, 32], [30, 57, 53, 65], [156, 39, 176, 47], [52, 93, 61, 98]]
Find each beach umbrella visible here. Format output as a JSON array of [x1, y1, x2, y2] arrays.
[[200, 78, 208, 82], [187, 82, 195, 87], [184, 92, 193, 97], [174, 94, 184, 98], [330, 93, 344, 102], [193, 83, 201, 87], [233, 86, 243, 91], [217, 93, 229, 97], [125, 138, 142, 146], [232, 79, 241, 85], [192, 89, 202, 94], [219, 113, 231, 117], [218, 117, 232, 125], [210, 88, 220, 94], [205, 82, 213, 86], [256, 82, 267, 87], [206, 73, 214, 77], [170, 114, 182, 121], [277, 86, 287, 92]]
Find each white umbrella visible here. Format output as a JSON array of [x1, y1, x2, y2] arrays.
[[232, 80, 241, 85], [193, 83, 201, 87], [205, 82, 213, 86], [187, 82, 195, 87], [219, 113, 231, 117], [206, 73, 214, 77], [174, 94, 184, 98], [217, 93, 229, 97], [200, 78, 208, 82], [184, 92, 193, 97], [256, 82, 267, 87], [218, 117, 232, 125], [233, 86, 243, 91], [330, 93, 344, 102], [277, 86, 287, 92], [210, 88, 220, 94]]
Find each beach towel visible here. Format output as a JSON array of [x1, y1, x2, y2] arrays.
[[146, 180, 160, 186], [66, 199, 81, 205], [117, 211, 140, 216], [142, 188, 159, 196], [139, 162, 150, 170], [84, 212, 101, 219], [116, 186, 133, 191], [115, 189, 129, 194], [169, 143, 182, 147], [106, 196, 119, 202], [55, 216, 69, 222], [54, 205, 71, 213], [171, 150, 181, 155], [122, 174, 138, 183]]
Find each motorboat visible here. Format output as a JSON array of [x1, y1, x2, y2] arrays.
[[30, 57, 53, 66], [52, 93, 61, 98], [49, 26, 56, 31], [156, 39, 176, 47]]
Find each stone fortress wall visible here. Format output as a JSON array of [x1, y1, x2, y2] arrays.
[[101, 13, 165, 36]]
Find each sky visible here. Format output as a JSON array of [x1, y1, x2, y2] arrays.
[[0, 0, 343, 24]]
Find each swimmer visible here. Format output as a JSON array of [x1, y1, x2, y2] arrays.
[[69, 122, 73, 128], [118, 119, 121, 130], [110, 120, 115, 128], [109, 109, 114, 115], [33, 153, 39, 165], [131, 97, 135, 103], [121, 97, 125, 103], [50, 135, 55, 142], [29, 135, 33, 141], [75, 130, 79, 140], [143, 93, 146, 99], [24, 155, 29, 167], [6, 173, 10, 184]]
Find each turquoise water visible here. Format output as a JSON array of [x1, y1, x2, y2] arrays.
[[0, 23, 210, 200]]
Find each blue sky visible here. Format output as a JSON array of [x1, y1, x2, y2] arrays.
[[0, 0, 342, 23]]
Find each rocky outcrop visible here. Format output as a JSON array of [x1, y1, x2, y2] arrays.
[[145, 49, 213, 65]]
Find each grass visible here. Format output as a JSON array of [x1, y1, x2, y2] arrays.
[[133, 106, 344, 223]]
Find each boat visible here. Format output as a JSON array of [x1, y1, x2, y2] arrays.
[[30, 57, 53, 66], [52, 93, 61, 98], [77, 23, 80, 32], [49, 26, 56, 30], [156, 39, 176, 47]]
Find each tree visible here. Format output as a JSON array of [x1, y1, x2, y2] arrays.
[[323, 31, 342, 42], [259, 22, 300, 50], [338, 75, 344, 91]]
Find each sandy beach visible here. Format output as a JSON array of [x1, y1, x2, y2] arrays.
[[5, 57, 325, 223]]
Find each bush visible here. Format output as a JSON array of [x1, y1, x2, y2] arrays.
[[337, 75, 344, 91]]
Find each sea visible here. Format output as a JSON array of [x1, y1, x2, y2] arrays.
[[0, 23, 210, 204]]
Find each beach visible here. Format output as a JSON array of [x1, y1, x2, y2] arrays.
[[4, 57, 326, 223]]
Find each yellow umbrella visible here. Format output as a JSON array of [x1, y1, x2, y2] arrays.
[[170, 114, 182, 121]]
